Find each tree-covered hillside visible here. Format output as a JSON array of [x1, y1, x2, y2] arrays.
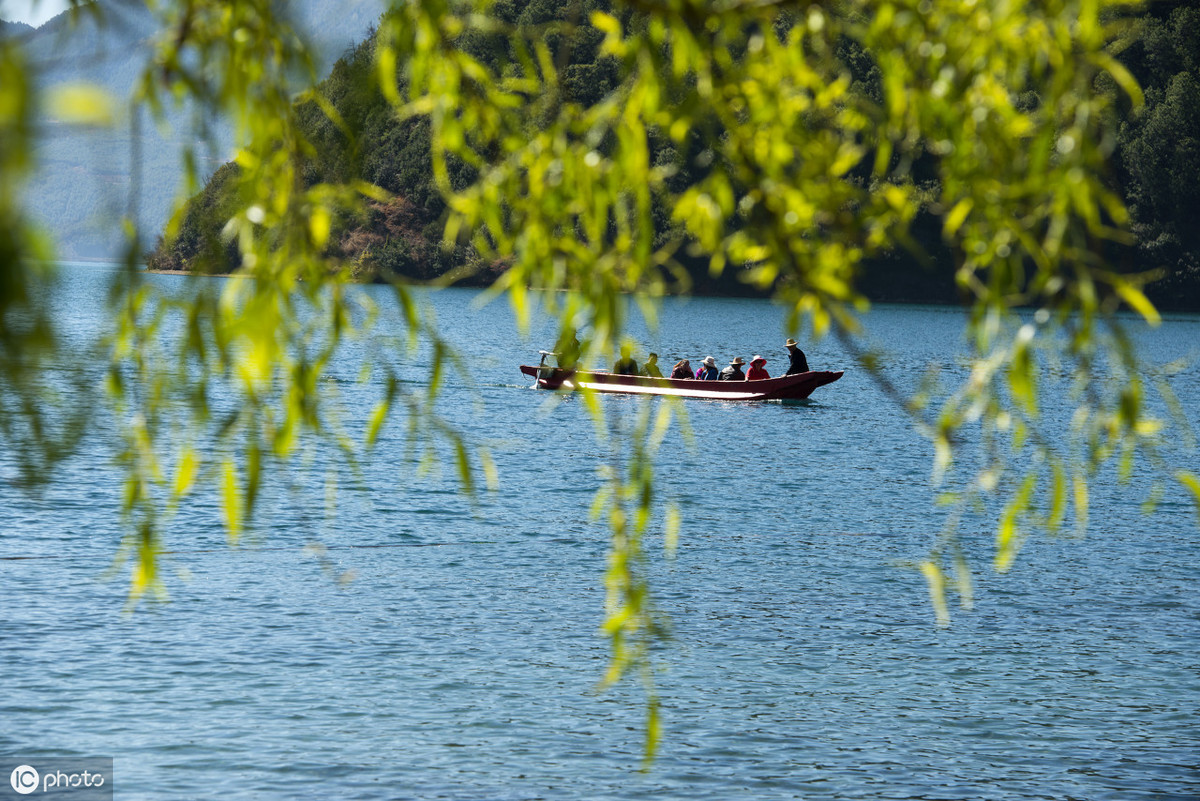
[[150, 0, 1200, 307], [151, 0, 628, 284], [1114, 1, 1200, 308]]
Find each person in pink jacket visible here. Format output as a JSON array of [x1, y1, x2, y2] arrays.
[[746, 355, 769, 380]]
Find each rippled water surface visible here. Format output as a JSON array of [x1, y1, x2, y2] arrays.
[[2, 264, 1198, 799]]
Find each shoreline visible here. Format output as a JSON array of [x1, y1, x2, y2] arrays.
[[50, 261, 1200, 315]]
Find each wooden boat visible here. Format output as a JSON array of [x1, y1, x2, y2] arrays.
[[519, 361, 843, 401]]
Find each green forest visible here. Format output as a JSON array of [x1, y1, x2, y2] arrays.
[[147, 0, 1200, 309]]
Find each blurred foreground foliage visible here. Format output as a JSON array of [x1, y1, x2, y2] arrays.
[[4, 0, 1200, 760]]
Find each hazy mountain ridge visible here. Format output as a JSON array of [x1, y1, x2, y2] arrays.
[[11, 0, 383, 259]]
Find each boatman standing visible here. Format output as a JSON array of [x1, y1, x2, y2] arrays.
[[784, 338, 809, 375]]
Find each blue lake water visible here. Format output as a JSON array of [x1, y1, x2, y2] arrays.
[[2, 263, 1198, 799]]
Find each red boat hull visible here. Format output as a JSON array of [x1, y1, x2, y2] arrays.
[[519, 365, 843, 401]]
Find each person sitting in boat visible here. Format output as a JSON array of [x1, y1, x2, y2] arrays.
[[719, 356, 746, 381], [612, 344, 639, 375], [784, 338, 810, 375], [670, 359, 693, 379], [694, 356, 719, 380], [641, 352, 663, 378], [747, 355, 769, 380]]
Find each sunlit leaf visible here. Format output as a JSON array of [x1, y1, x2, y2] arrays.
[[309, 205, 331, 249], [365, 400, 389, 447], [1114, 282, 1161, 326], [222, 459, 242, 545], [455, 440, 473, 495], [46, 82, 116, 126], [1178, 471, 1200, 525], [1073, 474, 1090, 534], [663, 504, 680, 558], [479, 448, 499, 492], [173, 448, 199, 498], [943, 198, 973, 238], [919, 561, 949, 627], [642, 697, 661, 770]]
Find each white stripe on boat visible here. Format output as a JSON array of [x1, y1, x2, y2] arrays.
[[563, 380, 763, 400]]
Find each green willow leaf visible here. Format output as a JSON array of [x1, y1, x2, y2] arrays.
[[919, 561, 950, 628], [222, 459, 243, 545], [1178, 471, 1200, 525]]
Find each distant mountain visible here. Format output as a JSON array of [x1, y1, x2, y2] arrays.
[[12, 0, 384, 259], [0, 20, 35, 34]]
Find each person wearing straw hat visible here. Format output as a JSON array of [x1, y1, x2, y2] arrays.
[[695, 355, 719, 380], [784, 338, 810, 375], [719, 356, 746, 381], [747, 355, 769, 380]]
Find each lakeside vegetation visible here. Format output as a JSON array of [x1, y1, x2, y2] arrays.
[[147, 1, 1200, 309]]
